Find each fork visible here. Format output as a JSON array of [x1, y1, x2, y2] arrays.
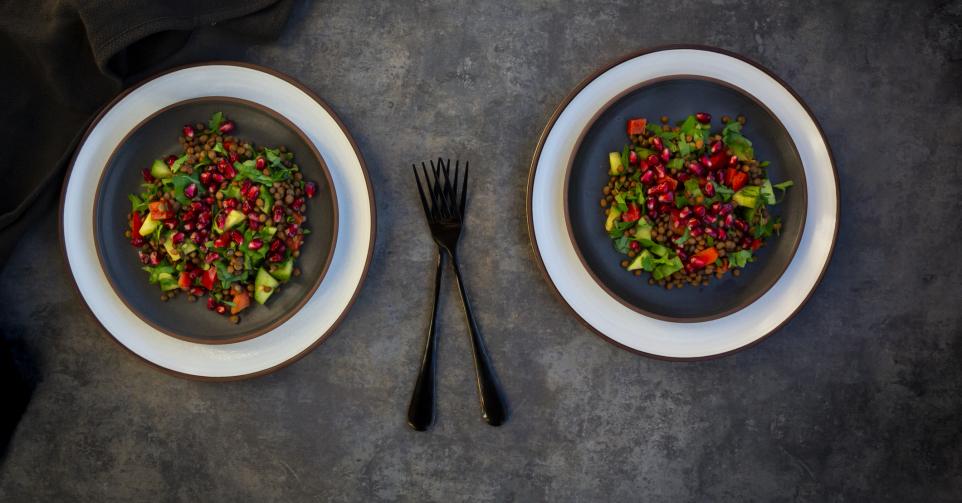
[[408, 158, 507, 429]]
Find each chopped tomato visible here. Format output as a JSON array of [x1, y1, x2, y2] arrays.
[[690, 247, 719, 269], [178, 271, 191, 289], [286, 234, 304, 251], [230, 291, 251, 314], [627, 118, 647, 136], [658, 176, 678, 192], [750, 238, 763, 251], [148, 201, 169, 220], [621, 202, 641, 223], [200, 267, 217, 290], [291, 212, 304, 225], [730, 171, 749, 191], [709, 151, 727, 170]]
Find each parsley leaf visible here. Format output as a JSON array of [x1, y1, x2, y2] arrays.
[[213, 142, 228, 157], [729, 250, 754, 268], [171, 173, 203, 205], [234, 160, 274, 185], [684, 178, 703, 199], [208, 112, 224, 133], [674, 227, 690, 245], [772, 180, 794, 203], [170, 154, 188, 173], [722, 121, 754, 160], [128, 194, 147, 213]]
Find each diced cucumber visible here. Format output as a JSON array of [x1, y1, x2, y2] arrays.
[[605, 207, 622, 231], [138, 214, 161, 236], [269, 259, 293, 282], [150, 159, 173, 179], [163, 235, 181, 261], [608, 152, 624, 176], [254, 268, 280, 304]]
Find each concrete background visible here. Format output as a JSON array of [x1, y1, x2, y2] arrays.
[[2, 0, 962, 501]]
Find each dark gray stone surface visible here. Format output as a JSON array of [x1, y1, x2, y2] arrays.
[[2, 0, 961, 501]]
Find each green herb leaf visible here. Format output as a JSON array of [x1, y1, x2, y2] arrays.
[[667, 158, 684, 171], [684, 178, 704, 199], [613, 235, 631, 254], [677, 138, 691, 157], [128, 194, 147, 213], [759, 161, 771, 167], [170, 154, 188, 173], [171, 173, 203, 205], [722, 121, 754, 160], [760, 179, 776, 205], [706, 236, 715, 246], [213, 143, 228, 157], [208, 112, 224, 133], [674, 227, 690, 245], [714, 183, 735, 202], [234, 161, 274, 186], [772, 180, 794, 203], [621, 145, 630, 173], [729, 250, 754, 268]]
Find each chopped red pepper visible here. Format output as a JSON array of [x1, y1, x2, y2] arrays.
[[131, 211, 143, 232], [750, 238, 763, 251], [627, 118, 647, 136], [200, 267, 217, 290], [231, 291, 251, 314], [621, 202, 641, 223], [709, 151, 727, 171]]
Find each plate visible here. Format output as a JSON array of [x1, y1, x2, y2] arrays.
[[566, 78, 806, 321], [527, 46, 838, 359], [94, 97, 337, 344], [61, 62, 376, 379]]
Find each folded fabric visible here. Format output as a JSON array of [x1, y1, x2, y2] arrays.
[[0, 0, 294, 270]]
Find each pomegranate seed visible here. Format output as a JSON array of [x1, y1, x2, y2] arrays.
[[292, 198, 304, 210], [229, 152, 239, 163], [679, 207, 692, 219], [205, 252, 219, 263], [190, 232, 202, 244], [677, 172, 690, 182], [223, 164, 237, 179], [246, 185, 260, 201], [164, 155, 177, 167], [700, 155, 712, 170], [628, 150, 639, 165], [717, 228, 727, 240], [687, 217, 699, 229], [218, 121, 235, 134], [215, 213, 226, 229], [212, 173, 224, 184], [199, 172, 212, 185], [710, 141, 724, 154], [131, 235, 145, 247], [248, 219, 261, 231], [690, 227, 703, 237], [704, 214, 717, 224], [286, 224, 299, 237], [688, 162, 704, 176], [723, 214, 735, 228], [142, 169, 155, 183], [184, 183, 197, 198], [646, 154, 660, 166], [704, 182, 715, 197], [706, 172, 715, 183], [646, 198, 656, 210], [657, 192, 674, 204], [223, 199, 236, 210], [705, 226, 718, 238], [305, 181, 317, 199], [183, 125, 195, 139], [268, 252, 284, 263], [721, 203, 734, 214], [676, 250, 689, 261], [248, 238, 264, 250], [647, 182, 668, 196], [629, 240, 641, 251], [172, 232, 185, 245], [191, 201, 204, 211], [734, 219, 749, 232], [255, 157, 266, 170], [138, 251, 149, 264], [728, 155, 738, 167], [658, 203, 672, 213], [149, 251, 160, 265], [204, 196, 215, 205], [241, 201, 253, 214], [163, 218, 177, 230], [695, 112, 711, 124], [690, 257, 708, 269], [207, 297, 217, 310], [640, 170, 655, 184], [660, 147, 671, 163], [711, 202, 722, 214], [651, 136, 664, 151], [231, 231, 244, 245], [647, 209, 657, 219], [216, 304, 228, 315], [653, 165, 666, 179], [273, 208, 283, 223], [269, 239, 286, 253], [694, 206, 706, 218], [217, 159, 229, 172]]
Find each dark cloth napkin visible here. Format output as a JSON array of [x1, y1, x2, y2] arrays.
[[0, 0, 294, 271], [0, 0, 293, 460]]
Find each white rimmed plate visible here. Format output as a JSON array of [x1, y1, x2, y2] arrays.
[[61, 62, 376, 379], [527, 47, 838, 360]]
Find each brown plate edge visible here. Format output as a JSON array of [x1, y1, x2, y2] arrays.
[[560, 74, 809, 323], [525, 44, 840, 361], [59, 61, 377, 380], [91, 95, 340, 345]]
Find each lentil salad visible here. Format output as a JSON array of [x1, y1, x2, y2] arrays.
[[600, 113, 793, 289]]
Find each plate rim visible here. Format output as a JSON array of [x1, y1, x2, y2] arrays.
[[525, 45, 840, 361], [92, 95, 340, 345], [58, 61, 377, 380], [561, 74, 809, 323]]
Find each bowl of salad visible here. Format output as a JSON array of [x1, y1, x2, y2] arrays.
[[93, 97, 337, 343], [565, 78, 807, 321]]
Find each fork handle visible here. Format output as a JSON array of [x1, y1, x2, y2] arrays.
[[407, 248, 445, 431], [449, 252, 507, 426]]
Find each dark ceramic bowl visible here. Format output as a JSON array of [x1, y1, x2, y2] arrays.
[[566, 78, 807, 321], [94, 97, 337, 343]]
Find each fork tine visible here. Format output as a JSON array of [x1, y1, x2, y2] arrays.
[[432, 158, 450, 219], [459, 161, 469, 217], [440, 159, 457, 218], [422, 161, 440, 220], [413, 164, 433, 221]]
